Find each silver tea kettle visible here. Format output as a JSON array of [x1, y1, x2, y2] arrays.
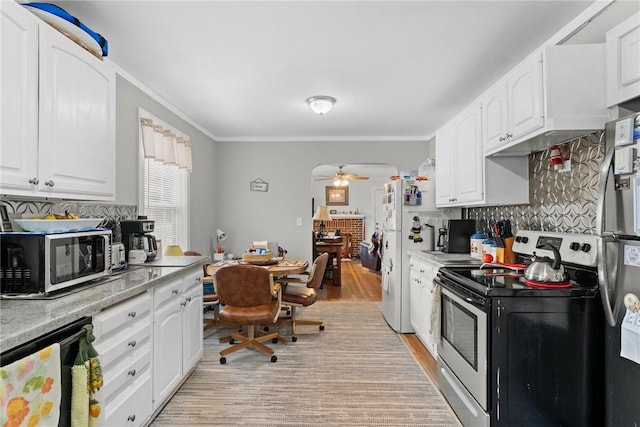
[[524, 244, 568, 283]]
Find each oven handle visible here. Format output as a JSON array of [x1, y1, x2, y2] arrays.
[[435, 276, 487, 311]]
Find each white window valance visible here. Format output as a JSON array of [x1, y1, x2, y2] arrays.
[[140, 116, 192, 171]]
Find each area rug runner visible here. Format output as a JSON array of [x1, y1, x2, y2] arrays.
[[151, 301, 460, 426]]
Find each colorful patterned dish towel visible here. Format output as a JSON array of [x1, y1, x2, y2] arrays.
[[71, 325, 103, 427], [0, 344, 62, 427]]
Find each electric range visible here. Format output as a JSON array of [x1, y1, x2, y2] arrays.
[[435, 230, 604, 427]]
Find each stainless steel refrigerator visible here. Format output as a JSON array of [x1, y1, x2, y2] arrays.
[[598, 111, 640, 427]]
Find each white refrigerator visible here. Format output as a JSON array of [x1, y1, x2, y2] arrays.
[[381, 179, 436, 333]]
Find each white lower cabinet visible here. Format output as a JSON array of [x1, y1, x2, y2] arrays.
[[93, 267, 204, 426], [153, 270, 203, 408], [93, 291, 153, 427], [409, 256, 443, 359]]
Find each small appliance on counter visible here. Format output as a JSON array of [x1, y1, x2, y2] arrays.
[[436, 219, 476, 253], [0, 230, 112, 295], [109, 242, 126, 271], [120, 217, 157, 262]]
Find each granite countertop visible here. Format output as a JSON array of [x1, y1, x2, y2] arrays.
[[0, 255, 210, 353], [408, 250, 481, 266]]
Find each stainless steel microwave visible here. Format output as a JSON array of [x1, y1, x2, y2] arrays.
[[0, 230, 112, 295]]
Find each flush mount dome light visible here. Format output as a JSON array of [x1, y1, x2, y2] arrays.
[[307, 96, 336, 116]]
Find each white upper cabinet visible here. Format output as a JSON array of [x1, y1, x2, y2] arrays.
[[0, 1, 38, 192], [507, 52, 544, 141], [606, 11, 640, 107], [483, 44, 610, 156], [435, 102, 529, 208], [0, 1, 115, 200], [38, 23, 115, 199]]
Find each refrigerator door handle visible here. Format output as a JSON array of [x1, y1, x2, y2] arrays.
[[596, 141, 614, 237], [598, 235, 618, 327]]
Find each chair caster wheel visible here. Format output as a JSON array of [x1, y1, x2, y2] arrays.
[[220, 357, 227, 364], [229, 338, 235, 344], [292, 336, 298, 342], [263, 326, 269, 332], [270, 355, 277, 362], [319, 325, 325, 331], [272, 337, 278, 344]]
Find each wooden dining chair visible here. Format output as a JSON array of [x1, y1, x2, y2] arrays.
[[277, 253, 329, 342]]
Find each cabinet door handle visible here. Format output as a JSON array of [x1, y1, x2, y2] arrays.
[[172, 289, 180, 294], [127, 415, 136, 422], [128, 311, 137, 318], [28, 177, 39, 185], [505, 132, 513, 138], [196, 277, 202, 283], [128, 369, 136, 376], [128, 340, 137, 347], [498, 136, 505, 142], [185, 297, 191, 303], [44, 180, 55, 187], [181, 301, 187, 307]]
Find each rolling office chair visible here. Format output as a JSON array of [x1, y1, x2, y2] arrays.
[[215, 264, 282, 363], [277, 253, 329, 342]]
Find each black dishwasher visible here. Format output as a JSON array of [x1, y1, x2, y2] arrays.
[[1, 316, 93, 426]]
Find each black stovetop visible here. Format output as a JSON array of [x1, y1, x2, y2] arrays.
[[439, 265, 599, 298]]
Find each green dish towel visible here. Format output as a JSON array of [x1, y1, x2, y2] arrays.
[[74, 325, 103, 393], [71, 325, 103, 426]]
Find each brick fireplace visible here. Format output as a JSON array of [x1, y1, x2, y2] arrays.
[[313, 215, 364, 258]]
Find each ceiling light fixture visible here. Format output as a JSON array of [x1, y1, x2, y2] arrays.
[[307, 96, 336, 116], [333, 178, 349, 187]]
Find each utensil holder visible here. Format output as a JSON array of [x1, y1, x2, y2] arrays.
[[503, 237, 515, 264]]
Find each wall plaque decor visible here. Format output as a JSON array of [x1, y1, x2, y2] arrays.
[[250, 178, 269, 192]]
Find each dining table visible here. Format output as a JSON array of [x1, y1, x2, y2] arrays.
[[205, 258, 309, 281]]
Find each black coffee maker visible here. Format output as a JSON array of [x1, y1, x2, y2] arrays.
[[120, 217, 157, 262]]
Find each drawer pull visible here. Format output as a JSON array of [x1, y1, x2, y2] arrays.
[[44, 180, 55, 187], [185, 297, 192, 303], [196, 277, 202, 283], [128, 311, 137, 318], [127, 414, 136, 422], [128, 369, 136, 376], [28, 177, 39, 185], [181, 301, 187, 307], [172, 289, 180, 294], [128, 340, 137, 347]]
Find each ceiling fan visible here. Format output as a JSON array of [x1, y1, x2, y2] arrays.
[[314, 165, 370, 186]]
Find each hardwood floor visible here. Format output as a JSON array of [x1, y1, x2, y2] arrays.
[[325, 259, 438, 384]]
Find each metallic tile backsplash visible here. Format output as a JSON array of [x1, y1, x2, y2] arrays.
[[0, 199, 137, 242], [468, 132, 604, 235]]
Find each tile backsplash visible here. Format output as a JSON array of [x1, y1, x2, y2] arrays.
[[0, 199, 137, 242], [468, 132, 604, 235]]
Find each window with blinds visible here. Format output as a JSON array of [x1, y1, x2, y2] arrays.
[[143, 158, 188, 248]]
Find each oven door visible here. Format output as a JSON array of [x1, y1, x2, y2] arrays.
[[45, 231, 111, 293], [439, 284, 488, 410]]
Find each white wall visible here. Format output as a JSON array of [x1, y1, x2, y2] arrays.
[[114, 76, 217, 256], [214, 140, 432, 262]]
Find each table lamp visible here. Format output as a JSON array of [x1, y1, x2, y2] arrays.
[[215, 229, 227, 261], [313, 206, 333, 238], [165, 245, 184, 256]]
